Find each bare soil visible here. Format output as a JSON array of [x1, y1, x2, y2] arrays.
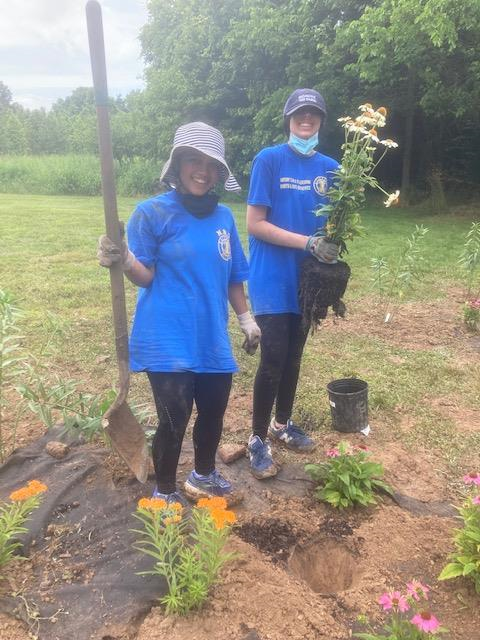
[[1, 292, 479, 640]]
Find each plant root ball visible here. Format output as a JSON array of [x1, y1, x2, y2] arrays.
[[299, 255, 351, 332]]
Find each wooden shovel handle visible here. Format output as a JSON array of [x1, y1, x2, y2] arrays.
[[86, 0, 129, 400]]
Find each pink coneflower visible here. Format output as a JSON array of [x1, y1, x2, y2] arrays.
[[411, 611, 441, 633], [472, 495, 480, 505], [406, 580, 430, 601], [463, 472, 480, 486], [326, 448, 340, 458], [378, 591, 409, 612]]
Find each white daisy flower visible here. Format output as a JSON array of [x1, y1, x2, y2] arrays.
[[384, 190, 400, 208], [380, 139, 398, 148]]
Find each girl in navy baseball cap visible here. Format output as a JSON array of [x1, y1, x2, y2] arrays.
[[246, 89, 339, 479]]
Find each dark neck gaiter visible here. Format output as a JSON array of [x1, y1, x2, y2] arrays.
[[179, 192, 219, 218]]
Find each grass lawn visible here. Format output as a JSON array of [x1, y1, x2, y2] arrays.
[[1, 192, 479, 476]]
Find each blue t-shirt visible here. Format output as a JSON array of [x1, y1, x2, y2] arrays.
[[127, 190, 249, 373], [247, 143, 339, 315]]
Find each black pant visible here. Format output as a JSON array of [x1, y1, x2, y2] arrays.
[[252, 314, 308, 440], [147, 372, 232, 493]]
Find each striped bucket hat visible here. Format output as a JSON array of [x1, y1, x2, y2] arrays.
[[160, 122, 241, 192]]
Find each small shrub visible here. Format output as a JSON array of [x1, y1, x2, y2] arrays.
[[462, 298, 480, 332], [133, 496, 237, 615], [371, 225, 429, 322], [0, 290, 23, 462], [458, 221, 480, 298], [438, 472, 480, 593], [305, 441, 391, 508]]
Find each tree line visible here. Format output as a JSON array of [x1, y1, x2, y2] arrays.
[[1, 0, 479, 203]]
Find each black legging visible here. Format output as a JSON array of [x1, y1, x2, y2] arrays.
[[147, 372, 232, 493], [252, 313, 308, 440]]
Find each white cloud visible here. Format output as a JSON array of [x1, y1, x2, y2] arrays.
[[0, 0, 148, 109]]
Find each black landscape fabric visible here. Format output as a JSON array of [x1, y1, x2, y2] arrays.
[[0, 428, 312, 639]]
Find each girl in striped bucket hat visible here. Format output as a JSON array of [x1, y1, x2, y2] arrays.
[[160, 121, 241, 193], [98, 122, 259, 505]]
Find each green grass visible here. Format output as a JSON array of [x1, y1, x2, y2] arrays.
[[1, 193, 479, 474], [0, 155, 161, 197]]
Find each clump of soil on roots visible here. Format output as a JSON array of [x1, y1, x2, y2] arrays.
[[299, 255, 351, 331]]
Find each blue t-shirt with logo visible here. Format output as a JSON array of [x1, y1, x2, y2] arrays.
[[127, 190, 249, 373], [247, 143, 339, 315]]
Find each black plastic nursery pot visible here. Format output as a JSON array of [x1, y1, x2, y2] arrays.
[[299, 255, 351, 332], [327, 378, 369, 433]]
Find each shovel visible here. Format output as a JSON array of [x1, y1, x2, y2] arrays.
[[86, 0, 149, 483]]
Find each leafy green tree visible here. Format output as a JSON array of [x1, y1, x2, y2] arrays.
[[0, 82, 12, 111], [335, 0, 480, 203], [0, 110, 29, 154]]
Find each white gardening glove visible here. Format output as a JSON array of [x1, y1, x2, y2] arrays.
[[237, 311, 261, 355], [97, 222, 136, 272], [305, 235, 339, 264]]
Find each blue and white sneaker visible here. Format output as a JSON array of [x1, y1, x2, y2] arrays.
[[247, 435, 277, 479], [268, 418, 316, 452], [152, 487, 188, 507], [184, 469, 237, 501]]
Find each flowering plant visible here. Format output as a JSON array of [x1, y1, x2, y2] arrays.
[[133, 495, 237, 614], [462, 298, 480, 332], [0, 479, 47, 571], [319, 103, 400, 256], [438, 472, 480, 593], [305, 441, 391, 508], [354, 580, 447, 638]]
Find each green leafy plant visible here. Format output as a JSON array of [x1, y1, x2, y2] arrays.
[[16, 373, 114, 442], [0, 480, 47, 573], [133, 496, 237, 615], [0, 290, 24, 462], [458, 221, 480, 299], [371, 225, 429, 322], [15, 374, 152, 443], [355, 580, 447, 638], [462, 299, 480, 332], [319, 103, 400, 256], [305, 441, 392, 508], [438, 472, 480, 593]]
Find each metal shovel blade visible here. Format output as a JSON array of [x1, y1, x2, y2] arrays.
[[104, 400, 150, 483]]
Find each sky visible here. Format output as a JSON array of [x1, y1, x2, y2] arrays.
[[0, 0, 148, 110]]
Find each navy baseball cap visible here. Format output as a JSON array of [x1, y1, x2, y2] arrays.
[[283, 88, 327, 118]]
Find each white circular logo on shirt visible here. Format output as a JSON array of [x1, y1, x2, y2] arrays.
[[313, 175, 328, 195], [216, 229, 231, 261]]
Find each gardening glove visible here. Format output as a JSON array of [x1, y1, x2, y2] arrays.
[[97, 222, 136, 272], [306, 235, 339, 264], [237, 311, 261, 355]]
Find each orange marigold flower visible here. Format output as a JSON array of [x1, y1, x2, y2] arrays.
[[164, 514, 182, 526], [10, 480, 47, 502], [210, 508, 237, 530], [137, 497, 168, 511], [169, 502, 183, 512], [377, 106, 387, 116], [197, 496, 227, 511], [149, 498, 168, 511]]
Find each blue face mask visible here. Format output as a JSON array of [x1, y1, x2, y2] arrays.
[[288, 132, 319, 156]]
